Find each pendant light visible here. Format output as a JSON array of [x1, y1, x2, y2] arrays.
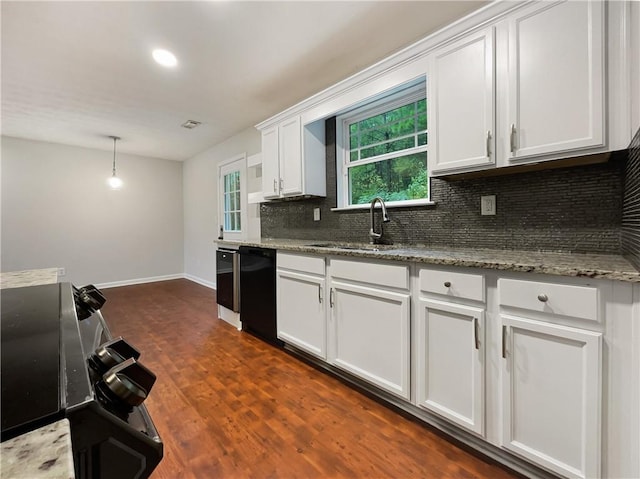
[[107, 136, 123, 190]]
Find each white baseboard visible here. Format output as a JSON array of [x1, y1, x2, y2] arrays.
[[184, 274, 216, 290], [96, 274, 184, 289]]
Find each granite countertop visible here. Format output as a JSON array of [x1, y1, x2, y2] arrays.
[[216, 238, 640, 283], [0, 268, 58, 289], [0, 419, 75, 479]]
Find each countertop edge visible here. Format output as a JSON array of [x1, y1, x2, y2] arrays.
[[215, 239, 640, 283]]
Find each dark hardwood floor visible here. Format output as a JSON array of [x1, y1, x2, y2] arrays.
[[101, 279, 520, 479]]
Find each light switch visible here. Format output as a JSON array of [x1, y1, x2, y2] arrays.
[[481, 195, 496, 216], [313, 208, 321, 221]]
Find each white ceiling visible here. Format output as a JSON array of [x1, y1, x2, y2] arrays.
[[1, 1, 487, 161]]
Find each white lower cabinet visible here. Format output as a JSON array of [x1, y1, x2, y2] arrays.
[[416, 299, 484, 435], [329, 280, 410, 400], [274, 251, 638, 479], [276, 270, 326, 359], [276, 252, 327, 359], [500, 314, 602, 479]]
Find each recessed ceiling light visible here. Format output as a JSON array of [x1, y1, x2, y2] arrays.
[[152, 49, 177, 68]]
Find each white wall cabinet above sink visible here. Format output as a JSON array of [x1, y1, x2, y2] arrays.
[[260, 116, 325, 200]]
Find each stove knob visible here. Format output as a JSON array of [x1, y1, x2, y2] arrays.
[[102, 358, 157, 407], [89, 337, 141, 374]]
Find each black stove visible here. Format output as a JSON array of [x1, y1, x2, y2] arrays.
[[0, 283, 163, 479]]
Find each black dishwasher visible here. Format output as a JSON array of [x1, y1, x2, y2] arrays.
[[239, 246, 282, 347]]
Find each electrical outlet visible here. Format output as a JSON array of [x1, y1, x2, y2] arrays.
[[313, 208, 321, 221], [481, 195, 496, 216], [57, 267, 66, 276]]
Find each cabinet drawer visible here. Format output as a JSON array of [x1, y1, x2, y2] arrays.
[[419, 268, 485, 302], [498, 278, 600, 322], [330, 259, 409, 290], [277, 252, 325, 276]]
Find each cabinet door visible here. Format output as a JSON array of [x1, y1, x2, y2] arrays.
[[261, 126, 280, 199], [278, 116, 303, 196], [507, 0, 604, 161], [276, 270, 326, 359], [416, 299, 484, 435], [329, 281, 410, 399], [429, 27, 495, 174], [501, 315, 602, 479]]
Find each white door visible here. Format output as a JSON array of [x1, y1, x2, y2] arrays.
[[416, 299, 484, 435], [277, 270, 326, 359], [429, 27, 495, 174], [218, 155, 247, 241], [278, 116, 303, 196], [261, 126, 280, 199], [501, 315, 602, 479], [506, 0, 604, 161], [329, 281, 410, 399]]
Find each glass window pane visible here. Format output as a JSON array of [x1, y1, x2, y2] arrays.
[[417, 113, 427, 131], [350, 135, 359, 150], [349, 123, 358, 135], [359, 112, 385, 131], [417, 98, 426, 113], [224, 212, 230, 230], [235, 191, 241, 211], [418, 132, 427, 146], [350, 151, 359, 162], [348, 152, 428, 205], [235, 212, 241, 231]]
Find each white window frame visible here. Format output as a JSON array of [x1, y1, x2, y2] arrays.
[[335, 82, 431, 210]]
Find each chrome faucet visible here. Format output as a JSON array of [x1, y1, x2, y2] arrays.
[[369, 196, 390, 244]]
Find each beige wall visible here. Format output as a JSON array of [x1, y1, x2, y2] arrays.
[[1, 136, 184, 286]]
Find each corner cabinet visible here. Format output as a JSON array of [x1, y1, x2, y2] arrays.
[[260, 116, 326, 200]]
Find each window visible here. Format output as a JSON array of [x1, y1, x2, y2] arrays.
[[223, 170, 241, 232], [337, 84, 428, 208]]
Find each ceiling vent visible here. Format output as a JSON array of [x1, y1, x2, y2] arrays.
[[181, 120, 202, 129]]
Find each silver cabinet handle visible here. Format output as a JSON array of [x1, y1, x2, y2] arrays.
[[444, 281, 451, 288], [502, 325, 507, 359], [538, 293, 548, 303], [279, 178, 284, 191], [474, 317, 479, 350], [486, 130, 492, 158], [329, 288, 334, 308], [510, 124, 517, 153], [318, 285, 323, 304], [273, 178, 277, 193]]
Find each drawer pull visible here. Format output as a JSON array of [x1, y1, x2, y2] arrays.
[[537, 293, 549, 303], [444, 281, 451, 288], [329, 288, 334, 308], [273, 178, 278, 193], [318, 285, 323, 304]]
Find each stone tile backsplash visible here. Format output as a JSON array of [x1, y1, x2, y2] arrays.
[[261, 118, 628, 254], [622, 128, 640, 268]]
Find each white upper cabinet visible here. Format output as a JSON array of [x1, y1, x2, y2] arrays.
[[505, 0, 605, 163], [260, 116, 326, 200], [428, 28, 495, 175], [428, 0, 614, 176]]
